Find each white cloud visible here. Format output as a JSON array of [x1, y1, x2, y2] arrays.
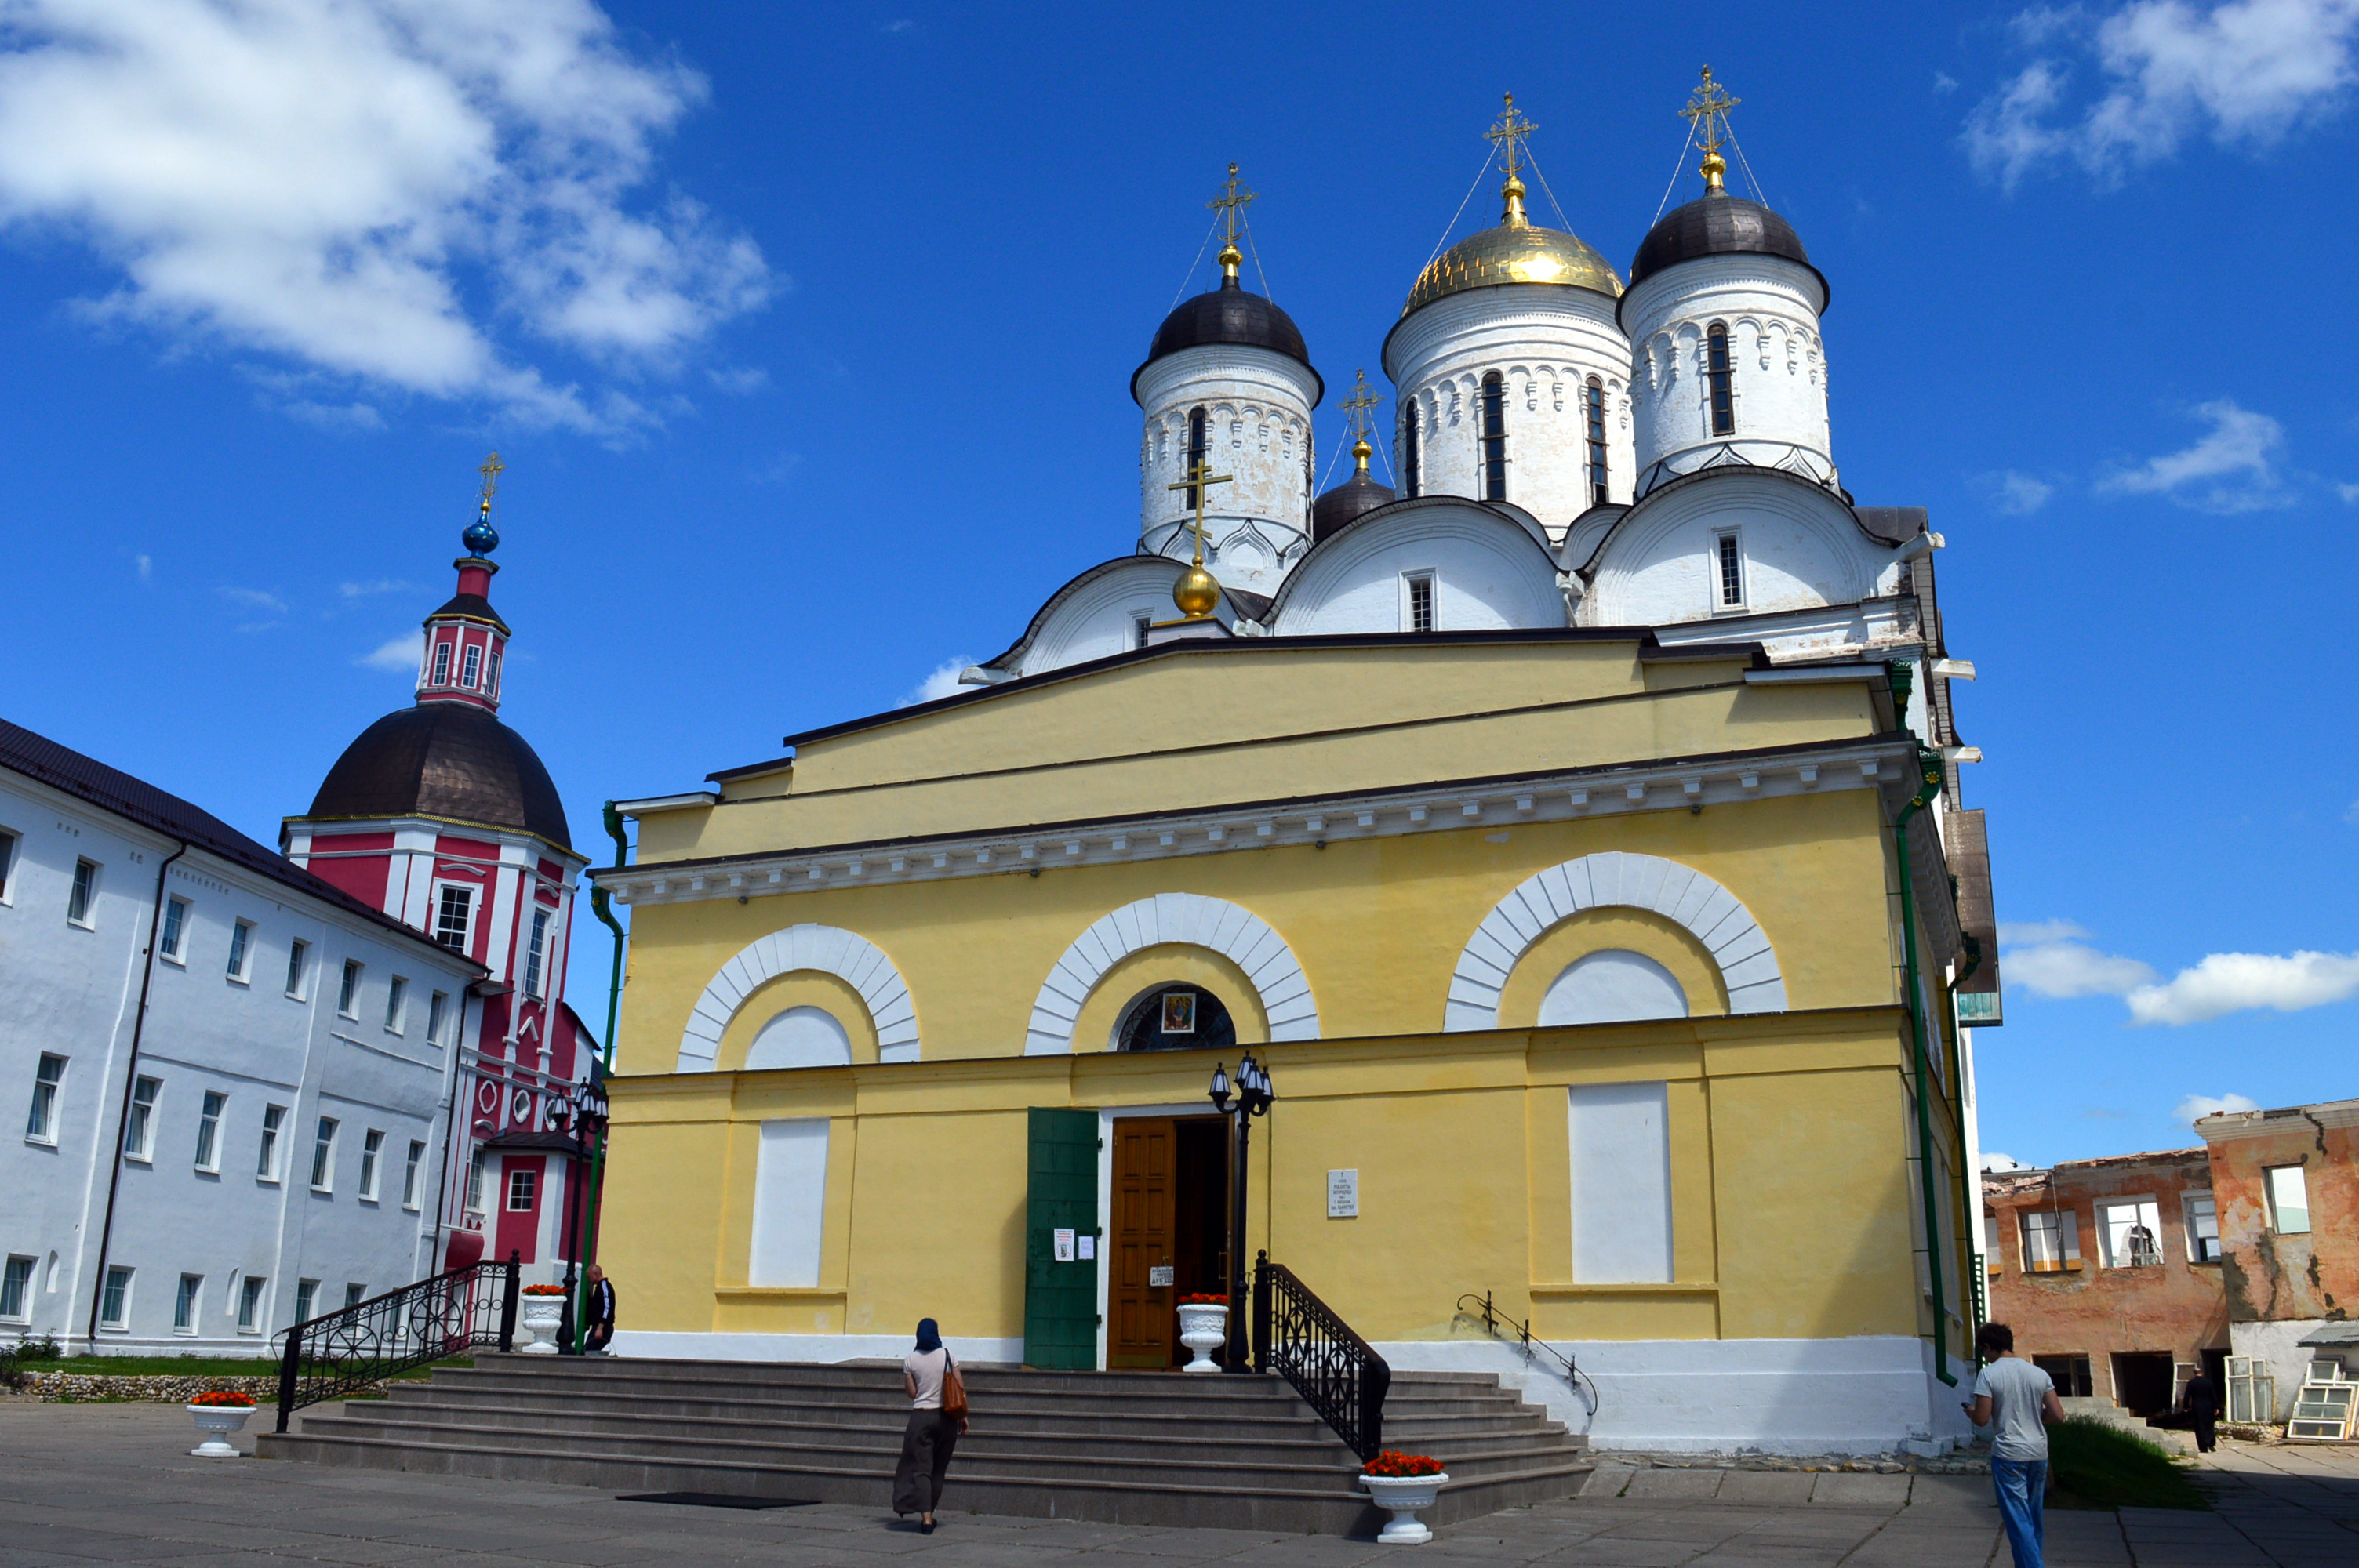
[[1967, 1, 2359, 187], [340, 578, 416, 598], [1981, 1151, 2022, 1171], [899, 656, 975, 707], [708, 365, 767, 394], [2175, 1091, 2262, 1123], [217, 584, 287, 612], [1935, 71, 1963, 94], [135, 553, 151, 580], [2338, 481, 2359, 502], [2098, 399, 2290, 512], [2127, 949, 2359, 1023], [1989, 470, 2055, 514], [1998, 919, 2090, 945], [359, 630, 423, 671], [0, 0, 769, 434], [2007, 940, 2161, 997]]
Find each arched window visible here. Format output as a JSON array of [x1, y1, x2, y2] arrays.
[[1480, 372, 1507, 500], [1707, 324, 1734, 437], [1118, 985, 1237, 1053], [1184, 406, 1208, 508], [1403, 404, 1420, 498], [1584, 378, 1608, 506]]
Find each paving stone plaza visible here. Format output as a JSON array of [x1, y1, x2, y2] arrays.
[[4, 1405, 2354, 1566]]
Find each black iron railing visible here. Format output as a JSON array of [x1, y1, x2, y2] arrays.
[[1455, 1290, 1600, 1411], [1252, 1252, 1389, 1461], [273, 1251, 518, 1432]]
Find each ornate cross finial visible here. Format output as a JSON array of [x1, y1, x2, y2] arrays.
[[477, 452, 505, 510], [1341, 370, 1380, 445], [1166, 458, 1233, 567], [1485, 92, 1539, 181], [1681, 66, 1741, 194], [1209, 162, 1257, 245]]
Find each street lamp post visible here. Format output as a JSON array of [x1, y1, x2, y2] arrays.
[[553, 1075, 610, 1356], [1207, 1052, 1274, 1374]]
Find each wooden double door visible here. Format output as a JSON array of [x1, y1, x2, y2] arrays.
[[1108, 1116, 1230, 1369]]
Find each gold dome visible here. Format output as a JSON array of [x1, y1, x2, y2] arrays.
[[1173, 564, 1221, 619], [1401, 180, 1623, 317]]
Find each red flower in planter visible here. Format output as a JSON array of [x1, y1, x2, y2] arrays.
[[522, 1284, 568, 1296], [1362, 1450, 1444, 1478], [190, 1390, 256, 1407], [1176, 1294, 1229, 1306]]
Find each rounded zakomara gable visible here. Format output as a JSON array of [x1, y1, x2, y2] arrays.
[[1070, 944, 1270, 1054], [1494, 908, 1728, 1029], [713, 969, 881, 1072]]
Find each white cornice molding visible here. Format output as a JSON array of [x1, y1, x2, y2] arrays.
[[598, 737, 1918, 911]]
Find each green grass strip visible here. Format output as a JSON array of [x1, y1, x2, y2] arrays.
[[2049, 1417, 2208, 1511]]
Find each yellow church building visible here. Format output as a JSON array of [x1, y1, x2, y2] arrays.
[[591, 93, 2003, 1456]]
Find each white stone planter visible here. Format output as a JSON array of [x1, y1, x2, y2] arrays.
[[518, 1297, 565, 1355], [187, 1403, 254, 1457], [1176, 1303, 1228, 1374], [1359, 1471, 1448, 1544]]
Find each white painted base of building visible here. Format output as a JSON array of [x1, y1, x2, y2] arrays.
[[607, 1329, 1976, 1454]]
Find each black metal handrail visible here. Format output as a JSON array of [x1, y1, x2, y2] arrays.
[[273, 1250, 518, 1432], [1455, 1290, 1601, 1412], [1252, 1252, 1389, 1461]]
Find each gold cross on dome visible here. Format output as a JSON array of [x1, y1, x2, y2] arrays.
[[1166, 458, 1232, 567], [1485, 92, 1539, 181], [1208, 162, 1256, 245], [1681, 67, 1741, 191], [477, 452, 505, 508], [1341, 370, 1380, 445]]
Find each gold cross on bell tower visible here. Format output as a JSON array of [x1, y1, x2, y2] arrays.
[[1209, 162, 1256, 283], [1486, 93, 1539, 225], [1341, 370, 1380, 477], [1681, 66, 1741, 195], [1165, 458, 1232, 619], [476, 452, 504, 517]]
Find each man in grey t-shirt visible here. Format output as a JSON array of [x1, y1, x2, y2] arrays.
[[1968, 1323, 2066, 1568]]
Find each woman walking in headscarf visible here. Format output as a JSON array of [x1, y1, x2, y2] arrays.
[[892, 1318, 966, 1533]]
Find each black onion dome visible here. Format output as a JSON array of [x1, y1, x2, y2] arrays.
[[309, 702, 571, 850], [1132, 278, 1321, 404], [1627, 192, 1827, 305], [1312, 472, 1396, 541]]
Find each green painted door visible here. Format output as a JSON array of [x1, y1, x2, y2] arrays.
[[1023, 1107, 1100, 1370]]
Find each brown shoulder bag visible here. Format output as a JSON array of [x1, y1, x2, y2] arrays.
[[941, 1352, 969, 1419]]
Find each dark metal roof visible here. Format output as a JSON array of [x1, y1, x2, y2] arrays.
[[1311, 473, 1398, 542], [1132, 278, 1321, 405], [1627, 192, 1827, 305], [306, 701, 572, 851], [427, 591, 509, 634], [0, 715, 480, 967], [1852, 506, 1928, 546]]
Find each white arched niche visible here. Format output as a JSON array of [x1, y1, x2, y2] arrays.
[[1538, 949, 1689, 1027], [744, 1006, 853, 1071]]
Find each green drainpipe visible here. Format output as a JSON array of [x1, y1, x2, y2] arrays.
[[1889, 662, 1959, 1388], [574, 802, 631, 1341], [1950, 931, 1986, 1356]]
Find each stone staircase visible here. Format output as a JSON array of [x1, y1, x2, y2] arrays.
[[258, 1354, 1590, 1534], [2058, 1395, 2197, 1454]]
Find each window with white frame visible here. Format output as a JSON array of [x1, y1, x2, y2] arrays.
[[256, 1104, 285, 1180], [1403, 572, 1436, 633], [461, 644, 482, 688], [2020, 1207, 2081, 1272], [2266, 1165, 2312, 1233], [99, 1265, 133, 1330], [507, 1167, 537, 1211], [2185, 1191, 2221, 1262], [68, 858, 99, 927], [431, 641, 452, 687], [293, 1279, 318, 1325], [0, 827, 17, 901], [1714, 532, 1745, 609], [173, 1273, 202, 1334], [27, 1052, 65, 1142], [434, 886, 473, 951], [285, 938, 309, 999], [524, 909, 549, 998], [384, 975, 407, 1033], [237, 1275, 265, 1332], [161, 896, 191, 963], [123, 1076, 160, 1161], [427, 991, 449, 1047], [2097, 1198, 2165, 1268], [227, 919, 253, 982], [466, 1150, 486, 1213], [359, 1129, 383, 1200], [0, 1255, 32, 1321], [1132, 612, 1151, 650], [402, 1139, 427, 1209], [310, 1116, 337, 1191], [336, 959, 362, 1018], [194, 1090, 225, 1171], [487, 652, 501, 698]]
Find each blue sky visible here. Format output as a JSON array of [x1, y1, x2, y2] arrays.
[[2, 1, 2354, 1168]]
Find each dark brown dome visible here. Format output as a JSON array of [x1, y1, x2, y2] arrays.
[[1132, 277, 1321, 404], [308, 702, 570, 850], [1627, 191, 1826, 305], [1312, 471, 1396, 541]]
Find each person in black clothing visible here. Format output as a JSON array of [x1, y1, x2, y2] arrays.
[[2181, 1367, 2219, 1453], [583, 1265, 616, 1356]]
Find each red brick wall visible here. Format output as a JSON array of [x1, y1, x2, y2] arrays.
[[2205, 1115, 2358, 1324]]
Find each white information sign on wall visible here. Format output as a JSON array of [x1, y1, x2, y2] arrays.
[[1052, 1228, 1075, 1261], [1328, 1168, 1360, 1218], [1077, 1234, 1096, 1261]]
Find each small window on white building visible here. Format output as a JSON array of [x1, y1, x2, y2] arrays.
[[343, 1282, 365, 1308], [2097, 1199, 2164, 1267], [293, 1279, 318, 1325], [427, 992, 449, 1047], [403, 1139, 427, 1210], [384, 975, 407, 1033], [237, 1275, 265, 1332], [359, 1129, 383, 1200], [1132, 612, 1151, 651], [1, 1256, 34, 1321], [524, 909, 549, 999], [285, 939, 309, 999], [1714, 533, 1744, 609], [161, 897, 191, 963], [195, 1090, 225, 1172], [310, 1117, 338, 1191], [2266, 1166, 2311, 1234], [227, 920, 254, 982], [1404, 572, 1436, 633], [257, 1105, 285, 1180], [461, 644, 482, 688], [173, 1273, 202, 1334], [26, 1052, 65, 1143], [99, 1266, 133, 1330], [336, 959, 362, 1018], [2020, 1208, 2081, 1272], [67, 858, 99, 927], [2185, 1192, 2221, 1262], [0, 828, 17, 902], [435, 887, 473, 951], [507, 1167, 536, 1211], [123, 1076, 160, 1161]]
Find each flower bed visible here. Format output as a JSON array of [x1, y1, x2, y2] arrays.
[[1363, 1450, 1445, 1478], [20, 1372, 394, 1404]]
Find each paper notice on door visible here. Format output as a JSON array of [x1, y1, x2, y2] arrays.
[[1148, 1265, 1175, 1287], [1053, 1228, 1075, 1261], [1328, 1168, 1360, 1218], [1077, 1234, 1096, 1261]]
